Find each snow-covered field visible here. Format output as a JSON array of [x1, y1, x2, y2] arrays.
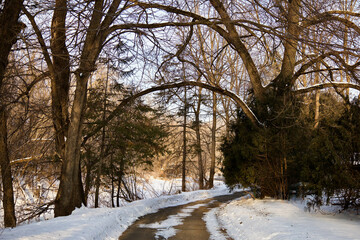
[[1, 180, 360, 240], [205, 195, 360, 240]]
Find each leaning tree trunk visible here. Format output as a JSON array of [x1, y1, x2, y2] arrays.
[[0, 109, 16, 227], [54, 75, 87, 217]]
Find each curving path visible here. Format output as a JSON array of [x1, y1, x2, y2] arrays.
[[119, 191, 245, 240]]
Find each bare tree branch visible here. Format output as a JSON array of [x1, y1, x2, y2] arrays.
[[303, 12, 360, 35], [22, 7, 55, 78], [294, 82, 360, 94], [83, 81, 262, 144]]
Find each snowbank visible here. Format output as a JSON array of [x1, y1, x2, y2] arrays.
[[205, 195, 360, 240]]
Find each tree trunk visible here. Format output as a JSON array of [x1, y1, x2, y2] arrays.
[[116, 158, 125, 207], [53, 0, 121, 214], [111, 155, 115, 208], [95, 69, 109, 208], [50, 0, 70, 160], [94, 169, 101, 208], [0, 0, 24, 84], [182, 86, 187, 192], [111, 177, 115, 208], [83, 154, 92, 206], [54, 75, 87, 217], [51, 0, 84, 216], [277, 0, 301, 85], [34, 0, 123, 216], [208, 92, 217, 189], [116, 176, 121, 207], [194, 89, 204, 189], [313, 31, 320, 128], [195, 122, 204, 189], [0, 0, 25, 227], [314, 90, 320, 128], [0, 109, 16, 227]]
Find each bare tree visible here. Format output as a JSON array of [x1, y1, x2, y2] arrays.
[[23, 0, 140, 216], [0, 0, 25, 228]]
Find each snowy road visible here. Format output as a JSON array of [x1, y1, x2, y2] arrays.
[[119, 192, 245, 240]]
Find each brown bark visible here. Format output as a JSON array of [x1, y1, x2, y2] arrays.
[[50, 0, 86, 217], [0, 0, 24, 228], [50, 0, 70, 160], [54, 0, 122, 216], [109, 154, 115, 208], [0, 109, 16, 227], [95, 70, 109, 208], [208, 0, 265, 101], [84, 156, 92, 205], [54, 74, 87, 217], [116, 157, 125, 207], [314, 62, 320, 129], [182, 86, 187, 192], [194, 88, 204, 189], [0, 0, 24, 84], [195, 120, 204, 189], [208, 92, 217, 189], [277, 0, 301, 84], [24, 0, 86, 216]]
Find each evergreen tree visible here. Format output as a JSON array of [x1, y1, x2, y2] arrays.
[[83, 80, 168, 206], [222, 92, 360, 209], [300, 96, 360, 209]]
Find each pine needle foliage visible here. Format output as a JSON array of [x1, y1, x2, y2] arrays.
[[222, 93, 360, 209]]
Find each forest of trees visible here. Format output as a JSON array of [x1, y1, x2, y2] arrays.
[[1, 0, 360, 228]]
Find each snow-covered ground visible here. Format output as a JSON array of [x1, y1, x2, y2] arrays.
[[0, 175, 200, 227], [0, 180, 232, 239], [205, 195, 360, 240], [1, 180, 360, 240]]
